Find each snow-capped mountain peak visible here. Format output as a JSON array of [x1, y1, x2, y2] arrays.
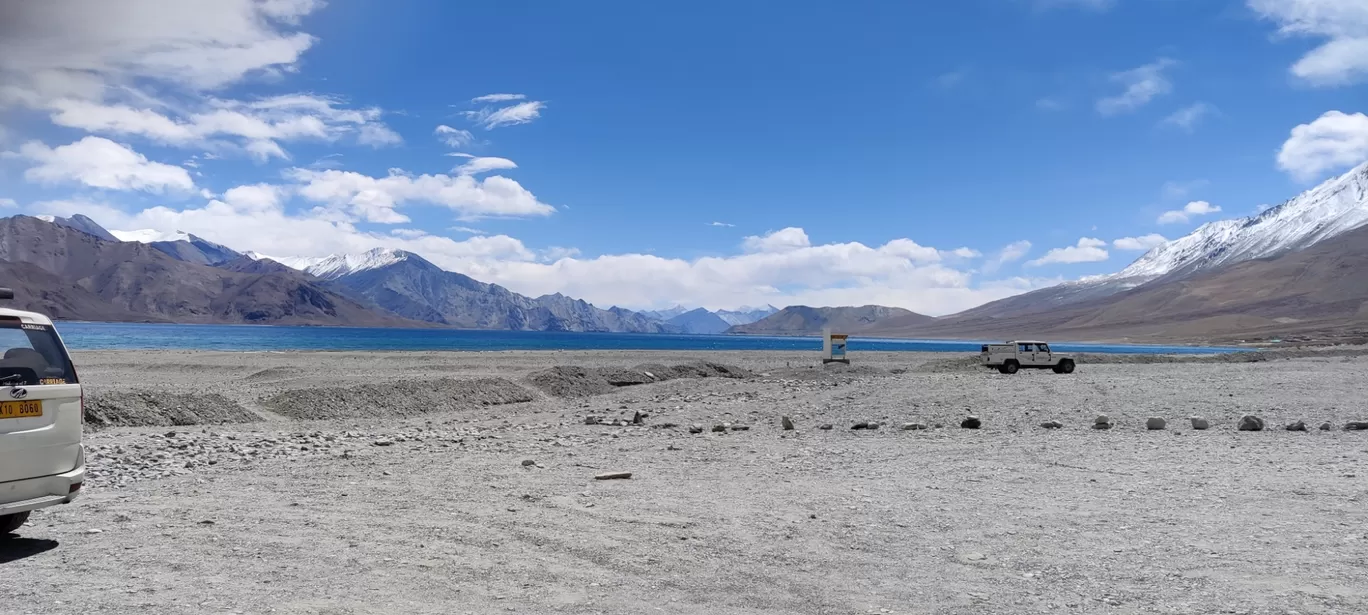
[[1111, 160, 1368, 282], [283, 248, 412, 280]]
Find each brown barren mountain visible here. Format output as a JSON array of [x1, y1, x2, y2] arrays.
[[866, 224, 1368, 344], [0, 216, 420, 326]]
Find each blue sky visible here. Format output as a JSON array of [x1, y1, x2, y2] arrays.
[[0, 0, 1365, 314]]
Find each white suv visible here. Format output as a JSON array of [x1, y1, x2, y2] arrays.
[[0, 290, 85, 536]]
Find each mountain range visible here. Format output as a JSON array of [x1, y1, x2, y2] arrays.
[[5, 159, 1367, 342]]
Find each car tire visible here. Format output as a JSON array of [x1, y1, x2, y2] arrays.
[[1056, 359, 1075, 374], [1000, 361, 1019, 375], [0, 511, 30, 536]]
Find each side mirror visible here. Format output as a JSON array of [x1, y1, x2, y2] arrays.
[[0, 288, 13, 300]]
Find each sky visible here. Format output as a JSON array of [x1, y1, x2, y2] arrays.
[[0, 0, 1366, 316]]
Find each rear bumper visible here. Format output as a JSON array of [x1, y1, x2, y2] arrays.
[[0, 445, 85, 517]]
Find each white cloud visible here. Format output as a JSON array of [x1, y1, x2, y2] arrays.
[[1027, 237, 1108, 266], [1097, 58, 1177, 116], [435, 125, 475, 148], [708, 221, 735, 228], [471, 94, 526, 104], [742, 228, 812, 253], [948, 247, 983, 259], [1162, 102, 1217, 131], [1248, 0, 1368, 86], [44, 95, 398, 161], [0, 0, 323, 105], [1113, 234, 1168, 251], [454, 156, 518, 176], [16, 136, 194, 193], [464, 101, 546, 130], [1276, 110, 1368, 181], [0, 198, 16, 208], [287, 168, 555, 223], [1157, 200, 1222, 224], [982, 240, 1032, 274]]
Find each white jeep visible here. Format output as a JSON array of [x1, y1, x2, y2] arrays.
[[981, 341, 1076, 374], [0, 289, 85, 536]]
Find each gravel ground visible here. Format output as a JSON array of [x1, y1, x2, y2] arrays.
[[3, 349, 1368, 615]]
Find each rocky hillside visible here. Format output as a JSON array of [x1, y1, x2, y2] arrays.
[[321, 250, 675, 332], [666, 308, 732, 334], [0, 216, 419, 326], [727, 305, 927, 336]]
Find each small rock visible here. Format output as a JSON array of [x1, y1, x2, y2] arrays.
[[1345, 421, 1368, 431], [372, 439, 394, 447], [1093, 415, 1112, 430], [594, 472, 632, 480], [960, 416, 981, 429], [1320, 421, 1333, 431], [730, 425, 750, 431], [965, 552, 986, 561], [521, 459, 536, 467], [688, 425, 704, 434], [1237, 415, 1265, 432], [781, 415, 795, 431], [1146, 417, 1167, 430], [1285, 420, 1307, 432], [867, 423, 880, 430], [85, 528, 104, 534], [632, 411, 647, 425], [1190, 416, 1210, 430], [818, 424, 833, 430], [198, 520, 215, 525], [1040, 420, 1063, 429], [851, 422, 870, 430], [901, 422, 928, 431], [711, 424, 727, 433], [584, 416, 600, 425]]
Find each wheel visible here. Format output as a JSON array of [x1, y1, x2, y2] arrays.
[[1055, 359, 1075, 374], [1000, 361, 1019, 375], [0, 511, 30, 536]]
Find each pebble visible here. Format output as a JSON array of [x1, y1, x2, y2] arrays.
[[1190, 416, 1210, 430], [594, 472, 632, 480], [781, 415, 795, 431], [711, 424, 727, 433], [1237, 415, 1265, 432], [1093, 415, 1112, 430], [1346, 421, 1368, 431], [521, 459, 536, 467], [851, 422, 871, 430], [730, 425, 750, 431], [1320, 422, 1333, 431], [372, 439, 394, 447], [1285, 420, 1307, 432], [1040, 420, 1063, 429], [688, 425, 704, 434], [818, 424, 834, 430], [584, 416, 600, 425], [901, 422, 928, 430], [960, 416, 981, 429], [1146, 417, 1166, 430], [85, 528, 104, 534], [965, 552, 986, 561]]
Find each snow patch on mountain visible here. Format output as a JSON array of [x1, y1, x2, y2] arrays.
[[1110, 160, 1368, 283], [266, 248, 412, 280]]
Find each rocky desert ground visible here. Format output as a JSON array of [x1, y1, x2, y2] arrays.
[[3, 349, 1368, 615]]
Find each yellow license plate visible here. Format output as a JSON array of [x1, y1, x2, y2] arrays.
[[0, 400, 42, 420]]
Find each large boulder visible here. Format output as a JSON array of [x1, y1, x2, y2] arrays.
[[1237, 415, 1265, 432]]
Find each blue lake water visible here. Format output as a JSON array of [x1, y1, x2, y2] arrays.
[[51, 322, 1241, 354]]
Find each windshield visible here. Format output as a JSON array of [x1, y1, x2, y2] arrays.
[[0, 320, 79, 385]]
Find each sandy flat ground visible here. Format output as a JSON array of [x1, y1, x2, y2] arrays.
[[2, 350, 1367, 615]]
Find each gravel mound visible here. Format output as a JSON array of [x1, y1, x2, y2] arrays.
[[84, 392, 260, 429], [241, 366, 307, 382], [528, 361, 753, 397], [262, 377, 535, 420]]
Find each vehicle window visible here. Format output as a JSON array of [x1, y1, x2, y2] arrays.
[[1037, 344, 1050, 353], [1019, 344, 1032, 352], [0, 322, 78, 385]]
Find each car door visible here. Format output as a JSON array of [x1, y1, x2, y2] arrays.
[[1036, 343, 1052, 365]]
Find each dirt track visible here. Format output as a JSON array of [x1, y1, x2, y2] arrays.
[[3, 350, 1367, 614]]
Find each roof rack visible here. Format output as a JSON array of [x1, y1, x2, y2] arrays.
[[0, 288, 13, 300]]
